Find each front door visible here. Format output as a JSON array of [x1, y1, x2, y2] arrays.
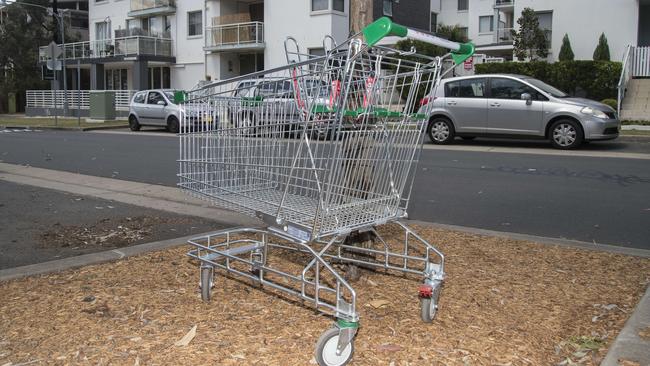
[[487, 77, 545, 135], [443, 77, 488, 133]]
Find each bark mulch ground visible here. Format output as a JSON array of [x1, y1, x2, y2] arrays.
[[0, 224, 649, 366]]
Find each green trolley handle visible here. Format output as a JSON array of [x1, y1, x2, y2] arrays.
[[362, 17, 475, 65]]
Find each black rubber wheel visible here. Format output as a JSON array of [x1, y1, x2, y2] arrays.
[[315, 328, 354, 366], [200, 267, 212, 302], [461, 136, 476, 140], [549, 119, 583, 149], [167, 116, 180, 134], [428, 117, 455, 144], [128, 115, 141, 131]]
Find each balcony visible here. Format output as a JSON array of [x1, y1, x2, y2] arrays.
[[205, 21, 264, 52], [494, 0, 514, 9], [496, 27, 514, 43], [39, 36, 173, 62], [128, 0, 176, 17]]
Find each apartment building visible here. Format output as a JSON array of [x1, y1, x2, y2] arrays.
[[430, 0, 647, 61]]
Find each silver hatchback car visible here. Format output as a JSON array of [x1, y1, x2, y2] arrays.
[[420, 74, 620, 149]]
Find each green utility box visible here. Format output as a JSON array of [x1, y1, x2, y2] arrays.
[[89, 91, 116, 120], [7, 93, 17, 114]]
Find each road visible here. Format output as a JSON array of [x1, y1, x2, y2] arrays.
[[0, 129, 649, 249]]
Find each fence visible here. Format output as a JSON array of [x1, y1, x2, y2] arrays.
[[631, 46, 650, 77], [205, 21, 264, 50], [26, 90, 135, 111]]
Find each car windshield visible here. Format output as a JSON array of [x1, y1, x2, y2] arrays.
[[164, 91, 178, 103], [523, 78, 569, 98]]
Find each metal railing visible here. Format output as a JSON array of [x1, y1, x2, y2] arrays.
[[631, 46, 650, 77], [26, 90, 135, 111], [494, 0, 514, 6], [496, 27, 514, 43], [617, 45, 633, 116], [205, 21, 264, 49], [39, 36, 173, 61], [130, 0, 175, 12]]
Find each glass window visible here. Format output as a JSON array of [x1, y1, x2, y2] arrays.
[[430, 12, 437, 32], [333, 0, 344, 12], [458, 0, 468, 11], [490, 78, 543, 100], [147, 92, 164, 105], [162, 67, 170, 89], [479, 16, 493, 33], [445, 81, 460, 98], [187, 11, 202, 37], [383, 0, 393, 16], [153, 67, 161, 89], [133, 92, 146, 104], [458, 78, 487, 98], [120, 69, 128, 90], [312, 0, 328, 11], [523, 78, 566, 98]]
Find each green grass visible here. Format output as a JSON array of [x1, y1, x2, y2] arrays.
[[0, 115, 127, 129]]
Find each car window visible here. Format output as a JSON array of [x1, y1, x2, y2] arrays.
[[258, 81, 277, 97], [458, 78, 486, 98], [133, 92, 146, 104], [147, 91, 164, 105], [164, 91, 176, 102], [490, 78, 544, 100], [445, 81, 459, 98], [234, 81, 256, 97]]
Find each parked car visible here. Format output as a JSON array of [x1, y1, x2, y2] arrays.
[[418, 74, 620, 149], [128, 89, 216, 133]]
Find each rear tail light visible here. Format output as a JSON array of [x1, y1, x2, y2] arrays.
[[419, 96, 436, 107]]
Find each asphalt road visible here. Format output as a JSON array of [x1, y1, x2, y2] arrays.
[[0, 130, 649, 249]]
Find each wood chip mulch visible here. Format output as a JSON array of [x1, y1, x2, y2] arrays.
[[1, 225, 649, 365]]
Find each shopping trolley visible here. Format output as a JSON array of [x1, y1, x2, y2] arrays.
[[180, 17, 474, 366]]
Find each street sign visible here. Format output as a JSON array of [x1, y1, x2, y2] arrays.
[[45, 41, 62, 59], [42, 64, 55, 80], [46, 59, 62, 71], [463, 56, 474, 71]]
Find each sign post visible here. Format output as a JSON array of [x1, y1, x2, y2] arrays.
[[45, 41, 63, 126]]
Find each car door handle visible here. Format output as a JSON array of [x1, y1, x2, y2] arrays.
[[490, 102, 501, 107], [447, 101, 457, 106]]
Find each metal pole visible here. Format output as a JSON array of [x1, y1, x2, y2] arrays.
[[53, 70, 58, 126], [77, 59, 81, 127], [59, 14, 68, 117]]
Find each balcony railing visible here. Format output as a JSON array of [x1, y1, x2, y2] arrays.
[[129, 0, 175, 16], [39, 36, 173, 61], [494, 0, 514, 7], [496, 27, 514, 43], [205, 21, 264, 51]]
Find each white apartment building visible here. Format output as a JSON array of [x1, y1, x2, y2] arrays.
[[430, 0, 648, 62], [41, 0, 351, 92]]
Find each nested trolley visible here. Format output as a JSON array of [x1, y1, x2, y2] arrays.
[[180, 18, 474, 366]]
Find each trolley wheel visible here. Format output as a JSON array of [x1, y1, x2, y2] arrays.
[[419, 283, 442, 323], [128, 115, 141, 131], [200, 267, 213, 302], [315, 328, 354, 366]]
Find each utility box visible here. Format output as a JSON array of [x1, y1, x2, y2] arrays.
[[7, 93, 16, 114], [89, 91, 116, 120]]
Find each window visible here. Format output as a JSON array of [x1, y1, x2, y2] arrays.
[[383, 0, 393, 16], [490, 78, 544, 100], [333, 0, 344, 12], [430, 12, 437, 32], [457, 0, 468, 11], [479, 16, 494, 33], [445, 78, 487, 98], [95, 21, 110, 41], [312, 0, 328, 11], [133, 92, 146, 104], [147, 91, 164, 105], [147, 67, 171, 89], [105, 69, 128, 90], [187, 11, 202, 37]]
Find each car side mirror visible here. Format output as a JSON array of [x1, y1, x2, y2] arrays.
[[521, 93, 532, 105], [157, 100, 167, 106]]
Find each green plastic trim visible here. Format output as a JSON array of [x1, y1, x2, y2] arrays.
[[363, 17, 408, 47], [311, 104, 334, 114], [451, 42, 476, 65], [173, 90, 186, 104], [337, 319, 359, 329]]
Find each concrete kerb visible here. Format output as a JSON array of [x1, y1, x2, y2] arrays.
[[601, 286, 650, 365], [0, 230, 222, 282], [0, 124, 128, 131]]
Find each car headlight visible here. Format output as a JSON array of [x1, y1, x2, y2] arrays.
[[580, 106, 608, 119]]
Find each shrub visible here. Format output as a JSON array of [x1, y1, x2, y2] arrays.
[[475, 61, 621, 100], [600, 99, 617, 110], [558, 34, 575, 61], [593, 33, 611, 61]]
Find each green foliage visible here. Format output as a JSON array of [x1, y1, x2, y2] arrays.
[[475, 61, 622, 101], [512, 8, 549, 60], [593, 33, 611, 61], [0, 0, 52, 112], [600, 99, 617, 110], [558, 34, 574, 61]]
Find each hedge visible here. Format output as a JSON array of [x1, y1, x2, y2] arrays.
[[474, 61, 621, 101]]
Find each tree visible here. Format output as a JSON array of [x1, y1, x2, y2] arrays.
[[0, 0, 51, 112], [558, 34, 574, 61], [593, 33, 611, 61], [394, 23, 468, 58], [511, 7, 549, 60]]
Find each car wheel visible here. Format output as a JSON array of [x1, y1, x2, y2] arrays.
[[461, 136, 476, 141], [549, 119, 583, 149], [167, 116, 180, 134], [428, 117, 455, 144], [128, 115, 141, 131]]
